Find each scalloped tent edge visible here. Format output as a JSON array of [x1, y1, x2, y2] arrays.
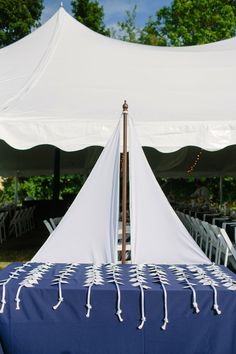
[[0, 7, 235, 157]]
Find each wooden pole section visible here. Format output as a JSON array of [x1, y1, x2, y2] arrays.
[[122, 100, 128, 264]]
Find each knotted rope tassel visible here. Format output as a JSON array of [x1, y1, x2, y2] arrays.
[[53, 281, 64, 310], [138, 286, 146, 330], [212, 284, 221, 315], [0, 283, 6, 314], [86, 285, 93, 318], [15, 285, 24, 310], [191, 285, 200, 314], [161, 283, 169, 330], [115, 282, 123, 322]]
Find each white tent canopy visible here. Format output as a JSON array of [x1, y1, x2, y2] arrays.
[[0, 6, 236, 154]]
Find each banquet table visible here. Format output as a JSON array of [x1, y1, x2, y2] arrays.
[[1, 263, 236, 354]]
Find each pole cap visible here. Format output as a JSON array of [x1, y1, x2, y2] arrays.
[[122, 100, 128, 112]]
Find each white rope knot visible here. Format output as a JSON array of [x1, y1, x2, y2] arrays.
[[86, 302, 92, 318], [138, 316, 146, 330], [53, 297, 64, 310], [15, 299, 21, 310], [15, 284, 24, 310], [149, 265, 169, 330], [0, 262, 32, 314], [161, 319, 168, 331], [52, 263, 79, 311], [106, 264, 124, 323], [193, 301, 200, 313], [84, 265, 104, 319], [188, 265, 222, 316], [115, 280, 123, 322], [129, 265, 148, 330], [0, 284, 6, 314], [0, 300, 6, 314], [212, 284, 222, 315], [116, 309, 123, 322], [213, 304, 221, 315], [86, 306, 92, 318]]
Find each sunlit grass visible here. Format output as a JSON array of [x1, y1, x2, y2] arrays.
[[0, 224, 48, 270], [0, 262, 11, 270]]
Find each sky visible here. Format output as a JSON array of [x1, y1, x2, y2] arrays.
[[42, 0, 172, 28]]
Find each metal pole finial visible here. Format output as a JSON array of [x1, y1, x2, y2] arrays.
[[122, 100, 128, 112], [60, 1, 64, 7]]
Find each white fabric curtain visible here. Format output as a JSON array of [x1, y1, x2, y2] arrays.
[[32, 120, 121, 264], [129, 119, 210, 264]]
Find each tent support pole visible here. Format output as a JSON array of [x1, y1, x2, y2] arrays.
[[53, 147, 61, 200], [122, 100, 128, 264], [14, 171, 19, 206], [219, 176, 223, 208]]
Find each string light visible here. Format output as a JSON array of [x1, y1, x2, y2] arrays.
[[187, 149, 203, 174]]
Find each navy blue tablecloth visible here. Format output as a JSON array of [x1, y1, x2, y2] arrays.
[[1, 263, 236, 354]]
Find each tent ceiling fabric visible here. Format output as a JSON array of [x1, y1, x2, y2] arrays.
[[0, 139, 235, 177], [0, 140, 102, 176], [145, 145, 236, 178], [0, 8, 236, 153]]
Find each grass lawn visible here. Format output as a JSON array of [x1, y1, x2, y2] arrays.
[[0, 223, 48, 270]]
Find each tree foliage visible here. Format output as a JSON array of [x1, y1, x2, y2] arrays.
[[71, 0, 109, 35], [117, 5, 140, 43], [141, 0, 236, 46], [0, 0, 43, 47], [0, 175, 84, 204]]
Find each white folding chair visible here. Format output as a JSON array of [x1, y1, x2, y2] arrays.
[[0, 212, 8, 243], [49, 217, 62, 230], [201, 221, 220, 263], [216, 227, 236, 267], [116, 221, 131, 263], [43, 220, 54, 234], [9, 210, 23, 238]]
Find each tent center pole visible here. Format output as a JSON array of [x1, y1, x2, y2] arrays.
[[219, 176, 223, 208], [14, 170, 20, 206], [53, 147, 61, 200], [122, 100, 128, 264]]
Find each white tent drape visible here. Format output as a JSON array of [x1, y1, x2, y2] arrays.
[[32, 120, 121, 264], [0, 7, 236, 153], [129, 119, 210, 264]]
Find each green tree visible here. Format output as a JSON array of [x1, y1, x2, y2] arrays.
[[117, 5, 140, 43], [71, 0, 109, 35], [0, 0, 43, 47], [0, 175, 85, 204], [141, 0, 236, 46]]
